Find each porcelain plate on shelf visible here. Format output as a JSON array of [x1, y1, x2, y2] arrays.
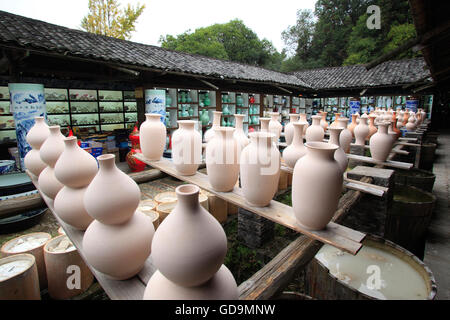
[[0, 172, 35, 197]]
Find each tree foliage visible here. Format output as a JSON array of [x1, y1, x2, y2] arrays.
[[81, 0, 145, 40]]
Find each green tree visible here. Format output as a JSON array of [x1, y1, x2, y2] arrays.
[[81, 0, 145, 40], [383, 23, 419, 59], [281, 9, 315, 59]]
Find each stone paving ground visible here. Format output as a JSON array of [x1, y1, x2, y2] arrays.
[[424, 129, 450, 300]]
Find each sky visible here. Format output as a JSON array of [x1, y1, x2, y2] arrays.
[[0, 0, 317, 52]]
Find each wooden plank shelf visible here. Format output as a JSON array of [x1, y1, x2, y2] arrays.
[[134, 154, 365, 255], [346, 153, 413, 169]]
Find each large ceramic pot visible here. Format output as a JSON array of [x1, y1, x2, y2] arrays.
[[347, 114, 358, 137], [292, 142, 342, 230], [328, 127, 348, 173], [354, 114, 369, 145], [305, 115, 324, 142], [337, 118, 352, 153], [233, 114, 249, 151], [205, 127, 239, 192], [299, 113, 309, 135], [84, 154, 141, 225], [320, 112, 329, 131], [283, 123, 307, 169], [240, 132, 280, 207], [172, 120, 202, 176], [369, 122, 393, 162], [367, 114, 378, 140], [268, 112, 282, 142], [140, 113, 167, 160], [204, 111, 222, 143], [24, 117, 49, 179], [150, 184, 228, 287], [284, 114, 299, 145]]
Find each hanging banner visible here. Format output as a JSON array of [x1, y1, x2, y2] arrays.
[[8, 83, 47, 170], [145, 89, 166, 123], [406, 98, 419, 113]]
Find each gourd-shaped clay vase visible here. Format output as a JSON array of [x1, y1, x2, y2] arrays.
[[172, 120, 202, 176], [283, 123, 307, 169], [83, 154, 154, 280], [299, 113, 309, 135], [367, 114, 378, 140], [305, 115, 324, 142], [328, 127, 348, 173], [268, 112, 282, 142], [320, 111, 328, 131], [140, 113, 166, 160], [38, 126, 65, 200], [354, 114, 369, 145], [369, 122, 393, 162], [148, 184, 230, 288], [337, 118, 352, 153], [406, 114, 416, 131], [24, 117, 49, 180], [292, 142, 342, 230], [397, 111, 404, 129], [204, 111, 222, 143], [205, 127, 239, 192], [240, 132, 280, 207], [233, 114, 249, 151], [347, 114, 358, 137], [284, 114, 299, 145], [330, 112, 341, 128]]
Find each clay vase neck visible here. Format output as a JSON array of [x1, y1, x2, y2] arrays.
[[289, 114, 299, 123], [260, 118, 270, 132], [234, 114, 245, 131], [270, 113, 279, 122], [212, 112, 222, 127], [291, 123, 305, 147], [26, 117, 49, 149], [146, 113, 161, 123], [178, 120, 195, 131], [214, 127, 235, 141], [328, 127, 347, 173], [329, 128, 341, 146], [299, 114, 307, 122], [312, 115, 321, 126], [306, 142, 337, 161], [378, 123, 388, 134]]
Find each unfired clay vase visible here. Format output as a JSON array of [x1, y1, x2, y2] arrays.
[[260, 118, 270, 132], [84, 154, 141, 225], [172, 120, 202, 176], [150, 184, 228, 287], [337, 118, 352, 153], [305, 115, 324, 142], [403, 110, 409, 126], [268, 112, 282, 142], [328, 127, 348, 173], [320, 112, 328, 130], [406, 115, 416, 131], [397, 111, 404, 129], [283, 123, 307, 169], [284, 114, 299, 145], [330, 112, 341, 128], [292, 142, 342, 230], [24, 117, 49, 179], [38, 167, 63, 200], [204, 111, 222, 143], [240, 132, 280, 207], [299, 113, 309, 135], [54, 186, 94, 230], [347, 114, 358, 137], [367, 114, 378, 139], [353, 114, 369, 145], [140, 113, 166, 160], [369, 122, 393, 162], [233, 114, 249, 151]]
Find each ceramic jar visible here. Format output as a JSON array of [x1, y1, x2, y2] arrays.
[[24, 117, 49, 180], [337, 118, 352, 153], [347, 114, 358, 137], [292, 142, 343, 230], [38, 126, 65, 200], [204, 111, 222, 143], [205, 127, 239, 192], [320, 112, 328, 131], [328, 127, 348, 173], [367, 114, 378, 140], [140, 113, 167, 160], [369, 122, 393, 162], [268, 112, 282, 142], [284, 114, 299, 145], [299, 113, 309, 135], [233, 114, 249, 151], [172, 120, 202, 176], [353, 114, 369, 145], [283, 123, 307, 169], [240, 132, 280, 207], [305, 115, 324, 142]]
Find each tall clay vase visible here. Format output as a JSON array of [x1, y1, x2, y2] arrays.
[[337, 118, 352, 153], [205, 127, 239, 192], [292, 142, 343, 230], [320, 112, 328, 131], [283, 123, 307, 169], [172, 120, 202, 176], [260, 117, 270, 132], [330, 112, 341, 128], [284, 114, 299, 145], [82, 154, 154, 280], [204, 111, 222, 143], [54, 136, 98, 230], [24, 117, 49, 180], [305, 115, 324, 142], [233, 114, 250, 151], [369, 122, 393, 162], [268, 112, 282, 142], [347, 114, 358, 137], [240, 132, 280, 207], [38, 126, 65, 200], [140, 113, 166, 160], [403, 110, 409, 126], [299, 113, 309, 135], [353, 114, 369, 145], [406, 115, 416, 131], [328, 127, 348, 173], [149, 184, 228, 287], [367, 114, 378, 140]]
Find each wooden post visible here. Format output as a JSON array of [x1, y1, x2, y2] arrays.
[[135, 87, 145, 125]]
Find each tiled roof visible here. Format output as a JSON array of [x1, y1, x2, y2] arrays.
[[0, 10, 310, 88], [292, 58, 430, 90]]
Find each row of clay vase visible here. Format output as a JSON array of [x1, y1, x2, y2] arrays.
[[284, 113, 309, 145]]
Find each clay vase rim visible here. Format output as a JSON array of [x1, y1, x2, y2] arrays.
[[311, 115, 321, 119], [328, 127, 344, 133], [213, 127, 235, 133], [248, 131, 275, 140], [97, 153, 115, 162], [175, 184, 199, 197], [145, 113, 162, 120], [177, 120, 196, 127], [234, 114, 245, 119], [305, 141, 339, 152], [49, 125, 61, 132], [259, 117, 271, 121]]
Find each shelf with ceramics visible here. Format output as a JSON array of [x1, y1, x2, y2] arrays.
[[72, 113, 99, 126], [0, 101, 11, 115], [124, 101, 137, 112], [98, 90, 123, 101], [124, 112, 138, 123], [99, 101, 123, 112], [44, 88, 67, 101], [69, 89, 97, 101], [100, 112, 125, 124], [0, 86, 10, 100], [48, 114, 70, 127], [101, 123, 126, 131], [123, 90, 136, 101], [70, 101, 98, 113], [47, 101, 69, 114], [0, 114, 15, 130]]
